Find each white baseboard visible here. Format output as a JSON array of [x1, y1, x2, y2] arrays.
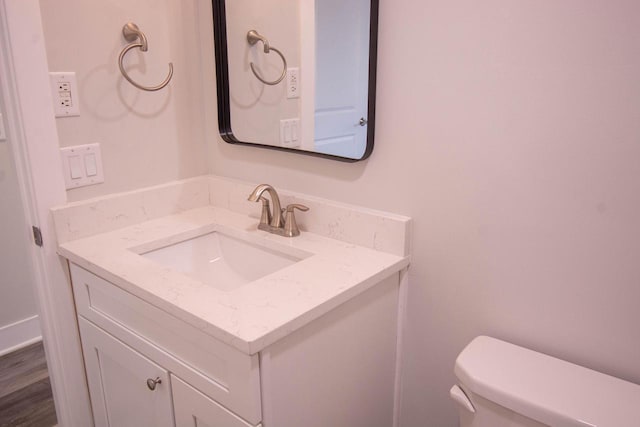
[[0, 315, 42, 356]]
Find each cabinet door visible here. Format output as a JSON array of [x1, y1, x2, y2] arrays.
[[78, 318, 174, 427], [172, 375, 257, 427]]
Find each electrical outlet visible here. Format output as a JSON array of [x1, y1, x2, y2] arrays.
[[286, 68, 299, 99], [49, 72, 80, 117], [60, 93, 72, 107]]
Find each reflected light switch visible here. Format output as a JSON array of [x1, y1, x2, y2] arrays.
[[284, 122, 292, 142], [280, 118, 301, 148]]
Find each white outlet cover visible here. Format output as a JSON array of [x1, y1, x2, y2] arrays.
[[286, 68, 300, 99], [50, 72, 80, 117]]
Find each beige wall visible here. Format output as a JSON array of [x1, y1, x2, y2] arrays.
[[39, 0, 209, 201], [38, 0, 640, 425], [205, 1, 640, 425]]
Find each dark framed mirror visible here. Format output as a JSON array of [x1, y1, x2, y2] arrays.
[[212, 0, 379, 161]]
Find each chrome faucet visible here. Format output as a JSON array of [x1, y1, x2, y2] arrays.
[[248, 184, 308, 237]]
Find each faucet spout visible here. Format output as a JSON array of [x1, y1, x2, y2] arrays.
[[248, 184, 283, 228]]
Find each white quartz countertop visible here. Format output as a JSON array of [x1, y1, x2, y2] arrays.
[[58, 205, 409, 355]]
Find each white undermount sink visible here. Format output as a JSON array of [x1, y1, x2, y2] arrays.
[[140, 232, 304, 292]]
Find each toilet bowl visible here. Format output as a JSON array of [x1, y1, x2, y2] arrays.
[[451, 336, 640, 427]]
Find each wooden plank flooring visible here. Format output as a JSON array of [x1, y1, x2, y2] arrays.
[[0, 342, 57, 427]]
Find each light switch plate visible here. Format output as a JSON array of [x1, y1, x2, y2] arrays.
[[49, 72, 80, 117], [280, 118, 300, 148], [60, 143, 104, 189]]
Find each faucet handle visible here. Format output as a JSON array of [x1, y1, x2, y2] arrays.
[[286, 204, 309, 212], [283, 204, 309, 237]]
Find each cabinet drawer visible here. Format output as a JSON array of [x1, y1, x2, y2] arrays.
[[70, 264, 261, 425], [173, 375, 260, 427]]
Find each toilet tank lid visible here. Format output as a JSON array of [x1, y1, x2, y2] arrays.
[[454, 336, 640, 427]]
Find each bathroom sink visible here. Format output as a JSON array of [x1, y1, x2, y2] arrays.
[[140, 232, 303, 292]]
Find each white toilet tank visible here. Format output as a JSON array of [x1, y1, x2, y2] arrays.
[[451, 336, 640, 427]]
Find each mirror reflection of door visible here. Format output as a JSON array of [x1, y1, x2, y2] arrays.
[[314, 0, 370, 158]]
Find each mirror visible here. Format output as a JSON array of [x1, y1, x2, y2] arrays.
[[212, 0, 378, 161]]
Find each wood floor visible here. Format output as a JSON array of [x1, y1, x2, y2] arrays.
[[0, 342, 57, 427]]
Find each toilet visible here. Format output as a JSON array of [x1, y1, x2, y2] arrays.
[[451, 336, 640, 427]]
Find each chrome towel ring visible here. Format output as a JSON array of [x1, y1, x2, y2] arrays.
[[247, 30, 287, 86], [118, 22, 173, 92]]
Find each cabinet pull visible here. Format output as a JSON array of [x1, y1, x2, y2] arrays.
[[146, 377, 162, 391]]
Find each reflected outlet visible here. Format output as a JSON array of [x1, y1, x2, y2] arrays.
[[286, 68, 299, 99]]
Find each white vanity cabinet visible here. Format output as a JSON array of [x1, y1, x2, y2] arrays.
[[79, 314, 255, 427], [78, 318, 175, 427], [70, 262, 400, 427], [70, 264, 262, 427]]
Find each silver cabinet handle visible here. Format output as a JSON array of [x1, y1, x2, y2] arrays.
[[146, 377, 162, 391]]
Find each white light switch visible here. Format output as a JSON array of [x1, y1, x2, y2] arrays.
[[85, 153, 97, 176], [284, 122, 292, 142], [60, 143, 104, 189], [69, 155, 83, 179]]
